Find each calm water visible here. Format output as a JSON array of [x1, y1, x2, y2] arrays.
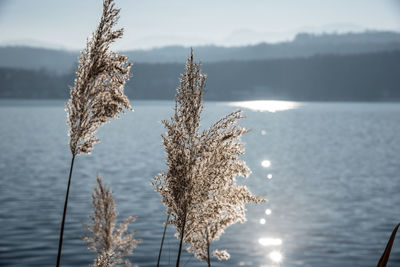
[[0, 100, 400, 267]]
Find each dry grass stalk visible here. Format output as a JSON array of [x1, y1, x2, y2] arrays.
[[152, 49, 265, 267], [84, 176, 140, 267], [377, 223, 400, 267], [186, 110, 265, 265], [66, 0, 132, 156], [57, 0, 132, 266]]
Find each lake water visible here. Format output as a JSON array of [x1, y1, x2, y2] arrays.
[[0, 100, 400, 267]]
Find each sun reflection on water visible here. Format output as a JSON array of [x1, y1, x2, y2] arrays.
[[265, 209, 272, 215], [229, 100, 300, 112], [269, 251, 283, 263], [258, 238, 282, 246], [261, 160, 271, 168]]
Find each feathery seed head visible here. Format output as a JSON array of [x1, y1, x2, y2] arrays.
[[66, 0, 132, 156], [84, 176, 140, 267], [153, 49, 265, 263]]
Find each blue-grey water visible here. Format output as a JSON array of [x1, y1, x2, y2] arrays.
[[0, 100, 400, 267]]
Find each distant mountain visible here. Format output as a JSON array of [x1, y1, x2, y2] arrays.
[[1, 51, 399, 101], [125, 31, 400, 63], [293, 31, 400, 44], [0, 46, 77, 74], [0, 31, 399, 73]]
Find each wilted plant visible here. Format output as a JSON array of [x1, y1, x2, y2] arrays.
[[153, 49, 264, 267], [84, 176, 140, 267], [56, 0, 132, 266]]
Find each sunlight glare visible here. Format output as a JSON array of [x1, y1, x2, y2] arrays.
[[229, 100, 300, 112], [265, 209, 272, 215], [269, 251, 283, 263], [259, 218, 266, 224], [258, 238, 282, 246], [267, 174, 272, 179], [261, 130, 267, 135], [261, 160, 271, 168]]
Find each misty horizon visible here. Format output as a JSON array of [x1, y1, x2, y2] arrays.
[[1, 0, 400, 50], [1, 29, 400, 52]]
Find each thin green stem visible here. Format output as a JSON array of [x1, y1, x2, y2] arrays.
[[56, 154, 76, 267]]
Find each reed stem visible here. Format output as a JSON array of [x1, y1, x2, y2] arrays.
[[56, 154, 76, 267], [176, 213, 187, 267], [157, 214, 170, 267], [207, 231, 211, 267], [377, 223, 400, 267]]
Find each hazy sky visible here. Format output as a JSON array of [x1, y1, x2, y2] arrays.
[[0, 0, 400, 50]]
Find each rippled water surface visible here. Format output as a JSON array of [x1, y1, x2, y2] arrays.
[[1, 100, 400, 267]]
